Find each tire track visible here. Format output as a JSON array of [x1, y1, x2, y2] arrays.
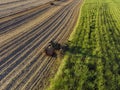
[[0, 6, 51, 34]]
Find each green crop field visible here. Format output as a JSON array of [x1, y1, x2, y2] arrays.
[[48, 0, 120, 90]]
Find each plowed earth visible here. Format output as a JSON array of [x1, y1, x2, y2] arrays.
[[0, 0, 83, 89]]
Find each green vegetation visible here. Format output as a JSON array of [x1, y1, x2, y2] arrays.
[[48, 0, 120, 90]]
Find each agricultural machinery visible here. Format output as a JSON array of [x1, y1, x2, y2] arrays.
[[45, 40, 69, 56]]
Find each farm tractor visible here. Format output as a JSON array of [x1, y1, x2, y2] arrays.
[[45, 40, 69, 56]]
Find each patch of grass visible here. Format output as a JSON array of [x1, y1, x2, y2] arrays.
[[48, 0, 120, 90]]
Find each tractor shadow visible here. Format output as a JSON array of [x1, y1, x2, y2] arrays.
[[53, 52, 57, 57], [67, 45, 102, 59]]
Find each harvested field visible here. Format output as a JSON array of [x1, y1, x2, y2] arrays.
[[0, 0, 83, 89]]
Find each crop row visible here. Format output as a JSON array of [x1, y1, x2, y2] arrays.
[[48, 0, 120, 90]]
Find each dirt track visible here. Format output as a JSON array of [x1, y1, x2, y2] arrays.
[[0, 0, 83, 89]]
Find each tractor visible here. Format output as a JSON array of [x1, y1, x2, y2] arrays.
[[45, 40, 69, 56]]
